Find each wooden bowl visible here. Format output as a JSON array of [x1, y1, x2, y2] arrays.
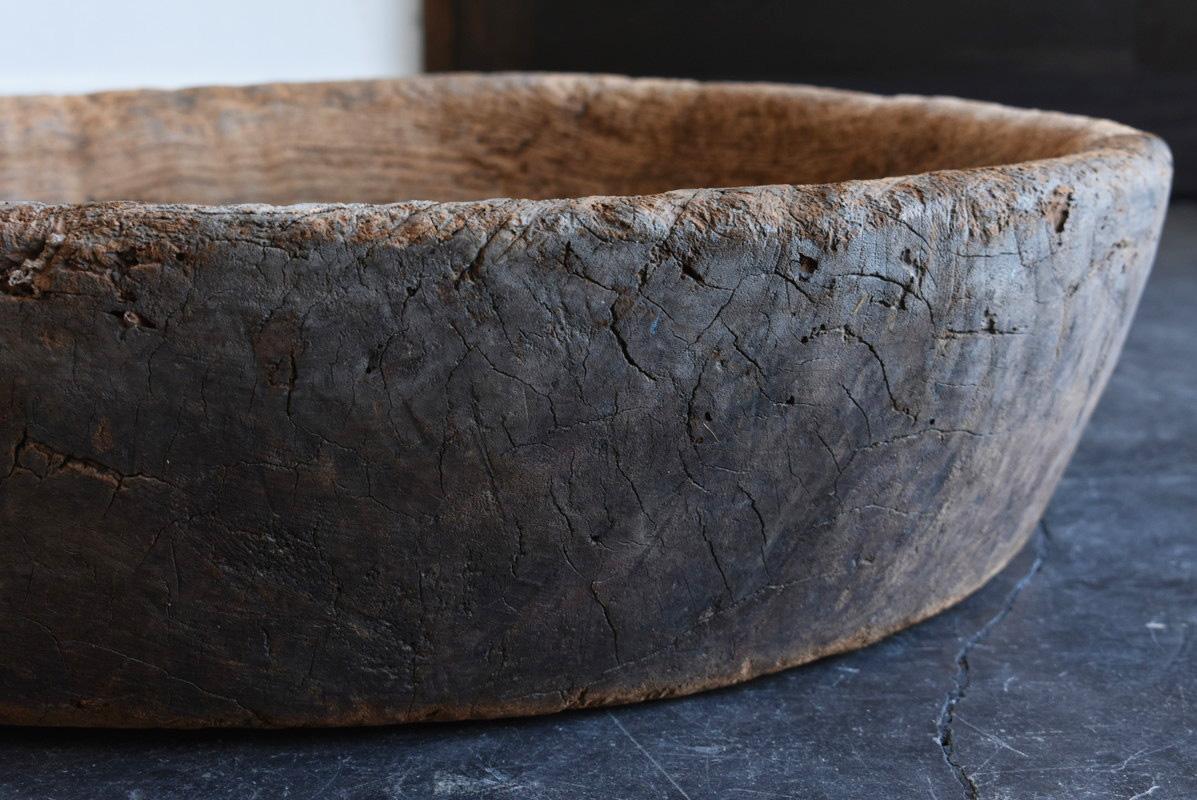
[[0, 74, 1170, 727]]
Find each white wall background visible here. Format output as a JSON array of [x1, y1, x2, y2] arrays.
[[0, 0, 423, 95]]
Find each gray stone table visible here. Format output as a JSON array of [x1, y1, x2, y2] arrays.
[[1, 204, 1194, 800]]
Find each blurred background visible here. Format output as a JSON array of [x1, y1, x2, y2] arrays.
[[3, 0, 1194, 195], [0, 0, 423, 94]]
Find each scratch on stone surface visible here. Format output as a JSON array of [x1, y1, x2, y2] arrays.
[[1114, 745, 1175, 773], [608, 711, 692, 799], [935, 523, 1048, 798], [430, 767, 525, 796], [307, 759, 347, 799], [954, 716, 1029, 758]]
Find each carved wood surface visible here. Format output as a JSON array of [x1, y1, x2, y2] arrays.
[[0, 75, 1172, 726]]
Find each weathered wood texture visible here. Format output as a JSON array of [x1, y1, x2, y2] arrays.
[[424, 0, 1197, 197], [0, 75, 1172, 727]]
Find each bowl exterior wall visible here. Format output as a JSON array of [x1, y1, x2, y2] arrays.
[[0, 135, 1171, 726]]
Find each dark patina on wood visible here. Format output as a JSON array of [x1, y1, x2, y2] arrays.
[[0, 75, 1171, 727]]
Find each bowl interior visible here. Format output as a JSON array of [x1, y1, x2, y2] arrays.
[[0, 75, 1104, 205]]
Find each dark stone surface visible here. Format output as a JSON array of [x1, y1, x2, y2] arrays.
[[0, 202, 1192, 796]]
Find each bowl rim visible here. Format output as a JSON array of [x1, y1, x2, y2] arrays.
[[0, 72, 1172, 214]]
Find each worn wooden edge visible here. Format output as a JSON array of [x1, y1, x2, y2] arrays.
[[0, 73, 1172, 213]]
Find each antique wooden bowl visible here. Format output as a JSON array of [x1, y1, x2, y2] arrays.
[[0, 75, 1170, 727]]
